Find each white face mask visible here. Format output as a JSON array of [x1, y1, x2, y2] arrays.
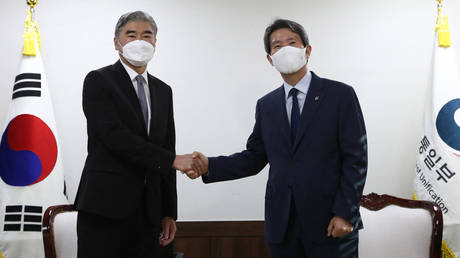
[[270, 46, 307, 74], [119, 40, 155, 67]]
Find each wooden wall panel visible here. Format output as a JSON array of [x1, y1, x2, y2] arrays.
[[171, 221, 269, 258], [210, 237, 269, 258], [174, 237, 211, 258]]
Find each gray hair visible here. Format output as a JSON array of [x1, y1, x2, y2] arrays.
[[114, 11, 157, 39]]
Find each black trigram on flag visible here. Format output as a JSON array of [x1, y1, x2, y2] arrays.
[[12, 73, 41, 99], [3, 205, 43, 232]]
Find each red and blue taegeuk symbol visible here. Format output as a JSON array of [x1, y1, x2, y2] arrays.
[[436, 98, 460, 153], [0, 114, 57, 186]]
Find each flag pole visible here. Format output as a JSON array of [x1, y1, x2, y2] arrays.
[[26, 0, 37, 21]]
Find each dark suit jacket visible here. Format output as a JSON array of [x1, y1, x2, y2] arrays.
[[75, 60, 177, 227], [203, 72, 367, 244]]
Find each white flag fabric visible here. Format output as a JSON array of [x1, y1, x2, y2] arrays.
[[414, 31, 460, 257], [0, 41, 68, 257]]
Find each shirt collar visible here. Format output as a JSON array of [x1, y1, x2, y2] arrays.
[[120, 59, 149, 84], [283, 70, 312, 99]]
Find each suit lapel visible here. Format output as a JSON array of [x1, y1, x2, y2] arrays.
[[292, 72, 325, 152], [112, 61, 147, 133]]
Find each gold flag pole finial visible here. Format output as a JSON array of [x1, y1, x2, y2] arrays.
[[26, 0, 38, 9], [436, 0, 443, 9], [23, 0, 41, 56], [26, 0, 37, 22]]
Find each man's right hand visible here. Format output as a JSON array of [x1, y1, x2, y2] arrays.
[[183, 152, 208, 179], [172, 153, 207, 177]]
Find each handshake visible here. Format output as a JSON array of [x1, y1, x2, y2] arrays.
[[172, 152, 209, 179]]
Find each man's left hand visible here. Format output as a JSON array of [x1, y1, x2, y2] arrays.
[[327, 216, 353, 238], [159, 216, 176, 246]]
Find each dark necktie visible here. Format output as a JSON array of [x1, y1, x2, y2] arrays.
[[135, 75, 149, 128], [289, 88, 300, 144]]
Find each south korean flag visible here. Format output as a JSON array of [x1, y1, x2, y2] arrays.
[[0, 27, 68, 258]]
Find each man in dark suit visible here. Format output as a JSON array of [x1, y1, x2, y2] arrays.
[[74, 11, 201, 258], [185, 19, 367, 258]]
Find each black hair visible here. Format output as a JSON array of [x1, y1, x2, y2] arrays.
[[263, 19, 309, 54]]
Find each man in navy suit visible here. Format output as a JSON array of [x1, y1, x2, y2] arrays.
[[185, 19, 367, 258]]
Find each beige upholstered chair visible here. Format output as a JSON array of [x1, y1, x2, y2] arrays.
[[359, 193, 443, 258]]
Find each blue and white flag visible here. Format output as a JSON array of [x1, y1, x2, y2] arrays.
[[414, 7, 460, 258]]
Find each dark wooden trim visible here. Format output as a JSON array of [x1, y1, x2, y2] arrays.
[[361, 193, 443, 258], [42, 204, 75, 258]]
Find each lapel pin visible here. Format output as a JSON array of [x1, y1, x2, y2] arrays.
[[315, 96, 320, 101]]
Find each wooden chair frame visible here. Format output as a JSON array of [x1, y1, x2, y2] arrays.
[[42, 204, 75, 258], [361, 193, 443, 258]]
